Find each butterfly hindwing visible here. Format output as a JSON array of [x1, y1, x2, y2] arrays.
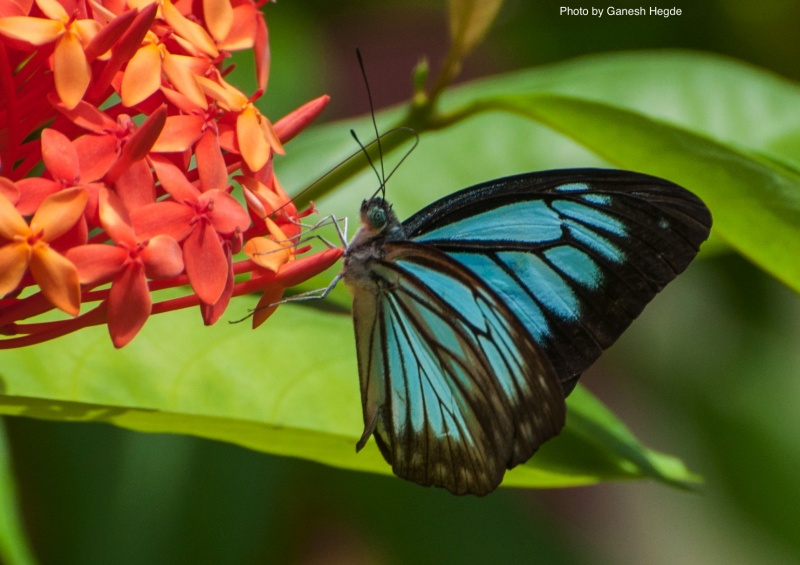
[[350, 242, 565, 495], [403, 169, 713, 393]]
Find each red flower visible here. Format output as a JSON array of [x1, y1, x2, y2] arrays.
[[138, 155, 250, 305], [67, 188, 183, 346]]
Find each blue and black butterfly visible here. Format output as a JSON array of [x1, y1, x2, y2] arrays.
[[340, 168, 711, 495]]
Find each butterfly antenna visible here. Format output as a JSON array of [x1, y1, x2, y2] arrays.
[[356, 48, 386, 198], [350, 128, 384, 195], [381, 127, 419, 186]]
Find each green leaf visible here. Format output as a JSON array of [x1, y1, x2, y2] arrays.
[[0, 299, 695, 489], [437, 50, 800, 168], [0, 422, 36, 565]]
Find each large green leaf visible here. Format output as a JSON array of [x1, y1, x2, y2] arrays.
[[0, 300, 696, 489], [438, 50, 800, 164]]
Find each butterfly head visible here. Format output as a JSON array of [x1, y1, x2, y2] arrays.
[[362, 197, 389, 228], [360, 196, 399, 231]]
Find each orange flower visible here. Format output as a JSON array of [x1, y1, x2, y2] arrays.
[[119, 30, 208, 108], [0, 187, 88, 315], [67, 188, 184, 347], [196, 74, 284, 171], [0, 0, 101, 109]]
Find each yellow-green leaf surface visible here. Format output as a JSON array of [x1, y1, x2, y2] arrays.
[[0, 299, 695, 489]]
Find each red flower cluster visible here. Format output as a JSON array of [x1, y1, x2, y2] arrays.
[[0, 0, 341, 348]]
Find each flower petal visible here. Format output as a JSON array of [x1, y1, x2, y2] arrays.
[[0, 242, 31, 296], [236, 106, 269, 171], [200, 244, 232, 325], [161, 0, 218, 57], [160, 85, 203, 113], [0, 177, 19, 204], [151, 115, 204, 152], [183, 221, 228, 304], [72, 18, 101, 48], [29, 243, 81, 316], [203, 0, 233, 42], [35, 0, 68, 21], [149, 154, 199, 203], [31, 187, 88, 242], [0, 17, 63, 45], [104, 104, 167, 186], [261, 115, 284, 156], [243, 236, 290, 272], [203, 189, 250, 234], [99, 188, 136, 245], [114, 159, 156, 211], [0, 191, 29, 239], [195, 75, 245, 110], [0, 3, 26, 17], [107, 262, 151, 347], [73, 133, 118, 182], [141, 234, 184, 279], [131, 200, 194, 241], [196, 128, 227, 191], [162, 53, 208, 110], [54, 28, 91, 109], [215, 2, 256, 51], [41, 128, 80, 183], [120, 42, 162, 107], [120, 104, 167, 162], [51, 96, 118, 132], [65, 243, 127, 284], [252, 284, 283, 329], [238, 175, 285, 217], [14, 178, 61, 216]]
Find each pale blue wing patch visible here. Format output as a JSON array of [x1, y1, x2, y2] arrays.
[[554, 182, 590, 192], [544, 246, 603, 290], [416, 200, 564, 244]]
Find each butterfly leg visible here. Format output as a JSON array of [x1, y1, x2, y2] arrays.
[[270, 272, 345, 305]]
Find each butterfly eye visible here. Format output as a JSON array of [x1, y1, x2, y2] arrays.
[[366, 204, 387, 230]]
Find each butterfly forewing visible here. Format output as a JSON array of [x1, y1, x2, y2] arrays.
[[404, 169, 712, 394], [350, 242, 565, 495]]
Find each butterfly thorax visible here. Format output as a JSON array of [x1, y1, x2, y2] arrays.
[[342, 197, 406, 290]]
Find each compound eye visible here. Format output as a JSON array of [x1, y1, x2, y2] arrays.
[[366, 204, 387, 230]]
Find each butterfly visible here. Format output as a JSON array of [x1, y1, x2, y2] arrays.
[[339, 167, 712, 496]]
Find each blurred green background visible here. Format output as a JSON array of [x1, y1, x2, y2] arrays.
[[7, 1, 800, 563]]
